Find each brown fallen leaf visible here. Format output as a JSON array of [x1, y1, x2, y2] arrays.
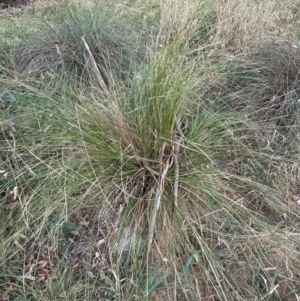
[[14, 240, 25, 251], [97, 239, 105, 246], [41, 254, 55, 267], [41, 268, 50, 274], [37, 261, 48, 269], [34, 275, 45, 283]]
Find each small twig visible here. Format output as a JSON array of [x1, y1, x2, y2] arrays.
[[148, 147, 172, 253], [81, 35, 109, 97], [172, 139, 180, 210], [159, 143, 166, 173], [171, 120, 184, 211]]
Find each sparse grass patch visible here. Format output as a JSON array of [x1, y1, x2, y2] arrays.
[[215, 40, 300, 159], [0, 14, 37, 70], [211, 0, 300, 54]]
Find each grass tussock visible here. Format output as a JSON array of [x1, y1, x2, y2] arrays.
[[13, 2, 150, 87], [1, 0, 300, 300]]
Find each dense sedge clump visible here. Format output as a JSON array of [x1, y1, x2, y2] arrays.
[[1, 1, 300, 301], [14, 3, 148, 88]]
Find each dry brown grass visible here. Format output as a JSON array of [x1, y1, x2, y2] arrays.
[[211, 0, 300, 54]]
